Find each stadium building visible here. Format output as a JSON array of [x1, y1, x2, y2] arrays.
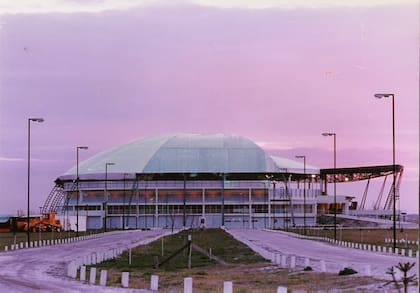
[[41, 133, 403, 230]]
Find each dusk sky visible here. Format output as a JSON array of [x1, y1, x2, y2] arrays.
[[0, 0, 418, 214]]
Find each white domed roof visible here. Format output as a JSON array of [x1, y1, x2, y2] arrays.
[[63, 133, 281, 177]]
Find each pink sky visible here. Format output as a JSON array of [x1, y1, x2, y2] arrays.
[[0, 1, 418, 214]]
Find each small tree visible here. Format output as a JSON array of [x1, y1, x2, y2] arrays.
[[385, 262, 417, 293]]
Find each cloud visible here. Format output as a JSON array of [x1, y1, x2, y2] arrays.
[[0, 0, 417, 15], [0, 156, 24, 162], [195, 0, 418, 10], [0, 0, 151, 14]]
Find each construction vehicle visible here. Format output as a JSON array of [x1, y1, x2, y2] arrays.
[[16, 212, 62, 232]]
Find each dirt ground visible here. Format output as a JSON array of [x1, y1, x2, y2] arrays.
[[106, 262, 400, 292]]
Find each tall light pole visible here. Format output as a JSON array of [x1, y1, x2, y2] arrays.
[[104, 162, 115, 232], [322, 132, 337, 241], [374, 93, 396, 252], [76, 146, 88, 237], [27, 117, 44, 247], [295, 155, 307, 235]]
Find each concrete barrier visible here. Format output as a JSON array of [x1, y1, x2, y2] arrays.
[[280, 255, 287, 268], [80, 266, 86, 282], [275, 253, 281, 266], [184, 277, 193, 293], [67, 262, 77, 278], [89, 267, 96, 285], [151, 275, 159, 290], [304, 258, 310, 268], [121, 272, 129, 288], [277, 286, 287, 293], [99, 270, 107, 286], [290, 256, 296, 269], [4, 246, 8, 252], [320, 260, 326, 272], [223, 281, 233, 293]]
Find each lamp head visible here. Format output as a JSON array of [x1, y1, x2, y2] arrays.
[[78, 146, 89, 150], [29, 118, 44, 123], [295, 155, 305, 159], [106, 162, 115, 166], [374, 93, 393, 99], [322, 132, 335, 137]]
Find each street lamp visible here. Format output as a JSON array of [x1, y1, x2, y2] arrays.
[[27, 117, 44, 247], [295, 155, 307, 235], [374, 93, 397, 252], [104, 162, 115, 232], [76, 146, 88, 237], [322, 132, 337, 241]]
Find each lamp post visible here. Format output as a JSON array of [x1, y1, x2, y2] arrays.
[[104, 162, 115, 232], [295, 155, 307, 235], [374, 93, 396, 252], [322, 132, 337, 241], [27, 117, 44, 247], [76, 146, 88, 237]]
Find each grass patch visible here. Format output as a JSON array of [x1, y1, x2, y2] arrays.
[[96, 228, 266, 273]]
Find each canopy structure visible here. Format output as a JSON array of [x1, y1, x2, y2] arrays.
[[320, 164, 404, 183], [58, 133, 320, 182]]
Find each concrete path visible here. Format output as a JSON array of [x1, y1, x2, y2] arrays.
[[226, 228, 419, 280], [0, 230, 171, 292]]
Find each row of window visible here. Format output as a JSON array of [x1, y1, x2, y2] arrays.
[[81, 204, 314, 215]]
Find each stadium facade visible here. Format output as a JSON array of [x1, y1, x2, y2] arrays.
[[42, 133, 399, 230]]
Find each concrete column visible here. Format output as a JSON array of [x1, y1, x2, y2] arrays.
[[121, 272, 129, 288], [151, 275, 159, 290], [248, 188, 252, 229], [277, 286, 287, 293], [184, 277, 193, 293], [89, 267, 96, 284], [304, 258, 310, 268], [155, 188, 158, 228], [202, 188, 205, 218], [223, 281, 233, 293], [365, 265, 371, 276], [4, 246, 8, 252]]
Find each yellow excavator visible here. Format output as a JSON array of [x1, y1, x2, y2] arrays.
[[17, 212, 62, 232]]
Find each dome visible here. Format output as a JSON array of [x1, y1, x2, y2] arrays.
[[62, 133, 282, 178]]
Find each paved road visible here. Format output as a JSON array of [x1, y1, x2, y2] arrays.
[[0, 230, 171, 292], [227, 229, 419, 280]]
